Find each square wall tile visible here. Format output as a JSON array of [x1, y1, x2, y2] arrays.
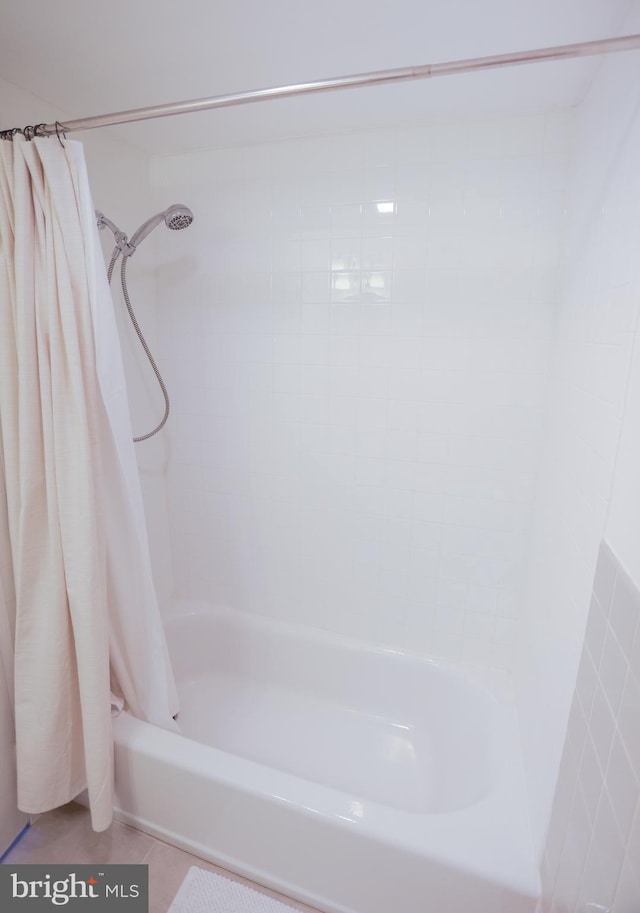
[[543, 542, 640, 912]]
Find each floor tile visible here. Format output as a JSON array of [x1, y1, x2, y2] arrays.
[[3, 803, 155, 865], [2, 804, 322, 913], [143, 839, 320, 913]]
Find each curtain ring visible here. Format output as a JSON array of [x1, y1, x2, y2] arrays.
[[54, 122, 67, 148], [1, 127, 22, 141], [21, 124, 47, 141]]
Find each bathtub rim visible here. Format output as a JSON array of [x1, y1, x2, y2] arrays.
[[112, 707, 539, 903]]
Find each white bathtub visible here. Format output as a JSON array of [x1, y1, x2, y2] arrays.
[[111, 603, 539, 913]]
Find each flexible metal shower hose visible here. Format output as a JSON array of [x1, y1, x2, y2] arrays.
[[107, 249, 170, 443]]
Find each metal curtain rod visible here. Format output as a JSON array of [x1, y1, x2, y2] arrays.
[[6, 33, 640, 138]]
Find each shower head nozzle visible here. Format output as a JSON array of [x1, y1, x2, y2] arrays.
[[128, 203, 194, 251], [164, 204, 194, 231]]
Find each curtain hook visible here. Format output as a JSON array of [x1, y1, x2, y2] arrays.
[[54, 122, 67, 148]]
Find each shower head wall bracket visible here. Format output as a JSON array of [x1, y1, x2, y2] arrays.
[[96, 210, 136, 256]]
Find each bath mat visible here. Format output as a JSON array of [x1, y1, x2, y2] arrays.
[[167, 866, 303, 913]]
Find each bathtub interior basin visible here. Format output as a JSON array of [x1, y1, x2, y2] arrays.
[[167, 609, 502, 814]]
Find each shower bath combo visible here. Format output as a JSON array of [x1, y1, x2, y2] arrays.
[[93, 195, 536, 912], [4, 28, 639, 913], [96, 204, 194, 441], [93, 189, 538, 912]]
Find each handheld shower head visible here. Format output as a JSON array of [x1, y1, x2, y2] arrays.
[[128, 203, 194, 251], [164, 204, 194, 231]]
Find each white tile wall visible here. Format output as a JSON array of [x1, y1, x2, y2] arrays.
[[151, 111, 570, 669], [541, 542, 640, 913]]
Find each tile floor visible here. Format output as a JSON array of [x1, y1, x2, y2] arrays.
[[2, 802, 322, 913]]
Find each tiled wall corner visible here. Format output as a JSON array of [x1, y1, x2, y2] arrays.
[[515, 9, 640, 852], [541, 542, 640, 913]]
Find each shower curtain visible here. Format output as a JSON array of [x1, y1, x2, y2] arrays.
[[0, 135, 178, 831]]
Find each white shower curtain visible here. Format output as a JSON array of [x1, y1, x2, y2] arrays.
[[0, 135, 178, 832]]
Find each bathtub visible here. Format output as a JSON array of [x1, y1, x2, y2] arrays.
[[111, 602, 539, 913]]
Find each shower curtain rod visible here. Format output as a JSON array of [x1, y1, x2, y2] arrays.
[[5, 33, 640, 138]]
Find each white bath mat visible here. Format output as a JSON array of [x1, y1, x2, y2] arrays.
[[167, 866, 303, 913]]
